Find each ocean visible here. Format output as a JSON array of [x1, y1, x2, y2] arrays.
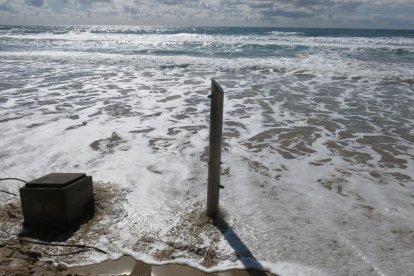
[[0, 25, 414, 275]]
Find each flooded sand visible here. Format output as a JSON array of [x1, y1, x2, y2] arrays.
[[70, 256, 274, 276]]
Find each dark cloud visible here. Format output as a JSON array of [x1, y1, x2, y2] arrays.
[[149, 0, 201, 6], [0, 2, 12, 12], [25, 0, 44, 7], [262, 8, 313, 19], [247, 1, 316, 19], [279, 0, 325, 7], [78, 0, 112, 4], [338, 1, 362, 11], [61, 0, 112, 5], [294, 0, 363, 11], [157, 0, 181, 5], [248, 1, 274, 9], [247, 0, 367, 21], [1, 0, 413, 29]]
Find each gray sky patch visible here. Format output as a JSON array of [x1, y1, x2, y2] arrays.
[[0, 0, 413, 29], [25, 0, 44, 7]]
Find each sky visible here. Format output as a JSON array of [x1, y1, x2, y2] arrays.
[[0, 0, 414, 29]]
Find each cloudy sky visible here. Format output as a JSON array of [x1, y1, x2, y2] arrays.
[[0, 0, 413, 29]]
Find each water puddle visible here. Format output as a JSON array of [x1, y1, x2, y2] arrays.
[[69, 256, 273, 276]]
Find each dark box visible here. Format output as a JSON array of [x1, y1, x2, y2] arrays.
[[20, 173, 94, 229]]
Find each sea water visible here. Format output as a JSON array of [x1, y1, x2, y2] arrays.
[[0, 25, 413, 275]]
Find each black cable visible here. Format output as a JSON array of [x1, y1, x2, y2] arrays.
[[18, 238, 108, 254], [1, 178, 108, 257], [0, 178, 28, 196], [0, 189, 17, 196], [0, 178, 28, 184]]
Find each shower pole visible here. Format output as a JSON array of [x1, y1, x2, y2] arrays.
[[207, 79, 224, 218]]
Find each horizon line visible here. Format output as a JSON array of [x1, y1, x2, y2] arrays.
[[1, 23, 413, 32]]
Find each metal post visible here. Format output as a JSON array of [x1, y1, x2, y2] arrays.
[[207, 79, 224, 218]]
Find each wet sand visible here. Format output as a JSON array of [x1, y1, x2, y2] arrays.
[[0, 183, 274, 275], [0, 239, 273, 276]]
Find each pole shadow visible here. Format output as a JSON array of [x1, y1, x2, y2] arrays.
[[213, 216, 275, 276]]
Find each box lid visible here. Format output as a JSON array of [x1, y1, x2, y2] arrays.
[[26, 173, 86, 188]]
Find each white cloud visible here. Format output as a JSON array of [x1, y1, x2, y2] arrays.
[[0, 0, 413, 29]]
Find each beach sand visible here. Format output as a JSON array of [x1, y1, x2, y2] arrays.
[[0, 182, 274, 275], [0, 239, 273, 276], [0, 239, 72, 275]]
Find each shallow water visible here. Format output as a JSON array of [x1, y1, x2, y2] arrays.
[[69, 256, 274, 276]]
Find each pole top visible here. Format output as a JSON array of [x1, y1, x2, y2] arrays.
[[211, 79, 224, 96]]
